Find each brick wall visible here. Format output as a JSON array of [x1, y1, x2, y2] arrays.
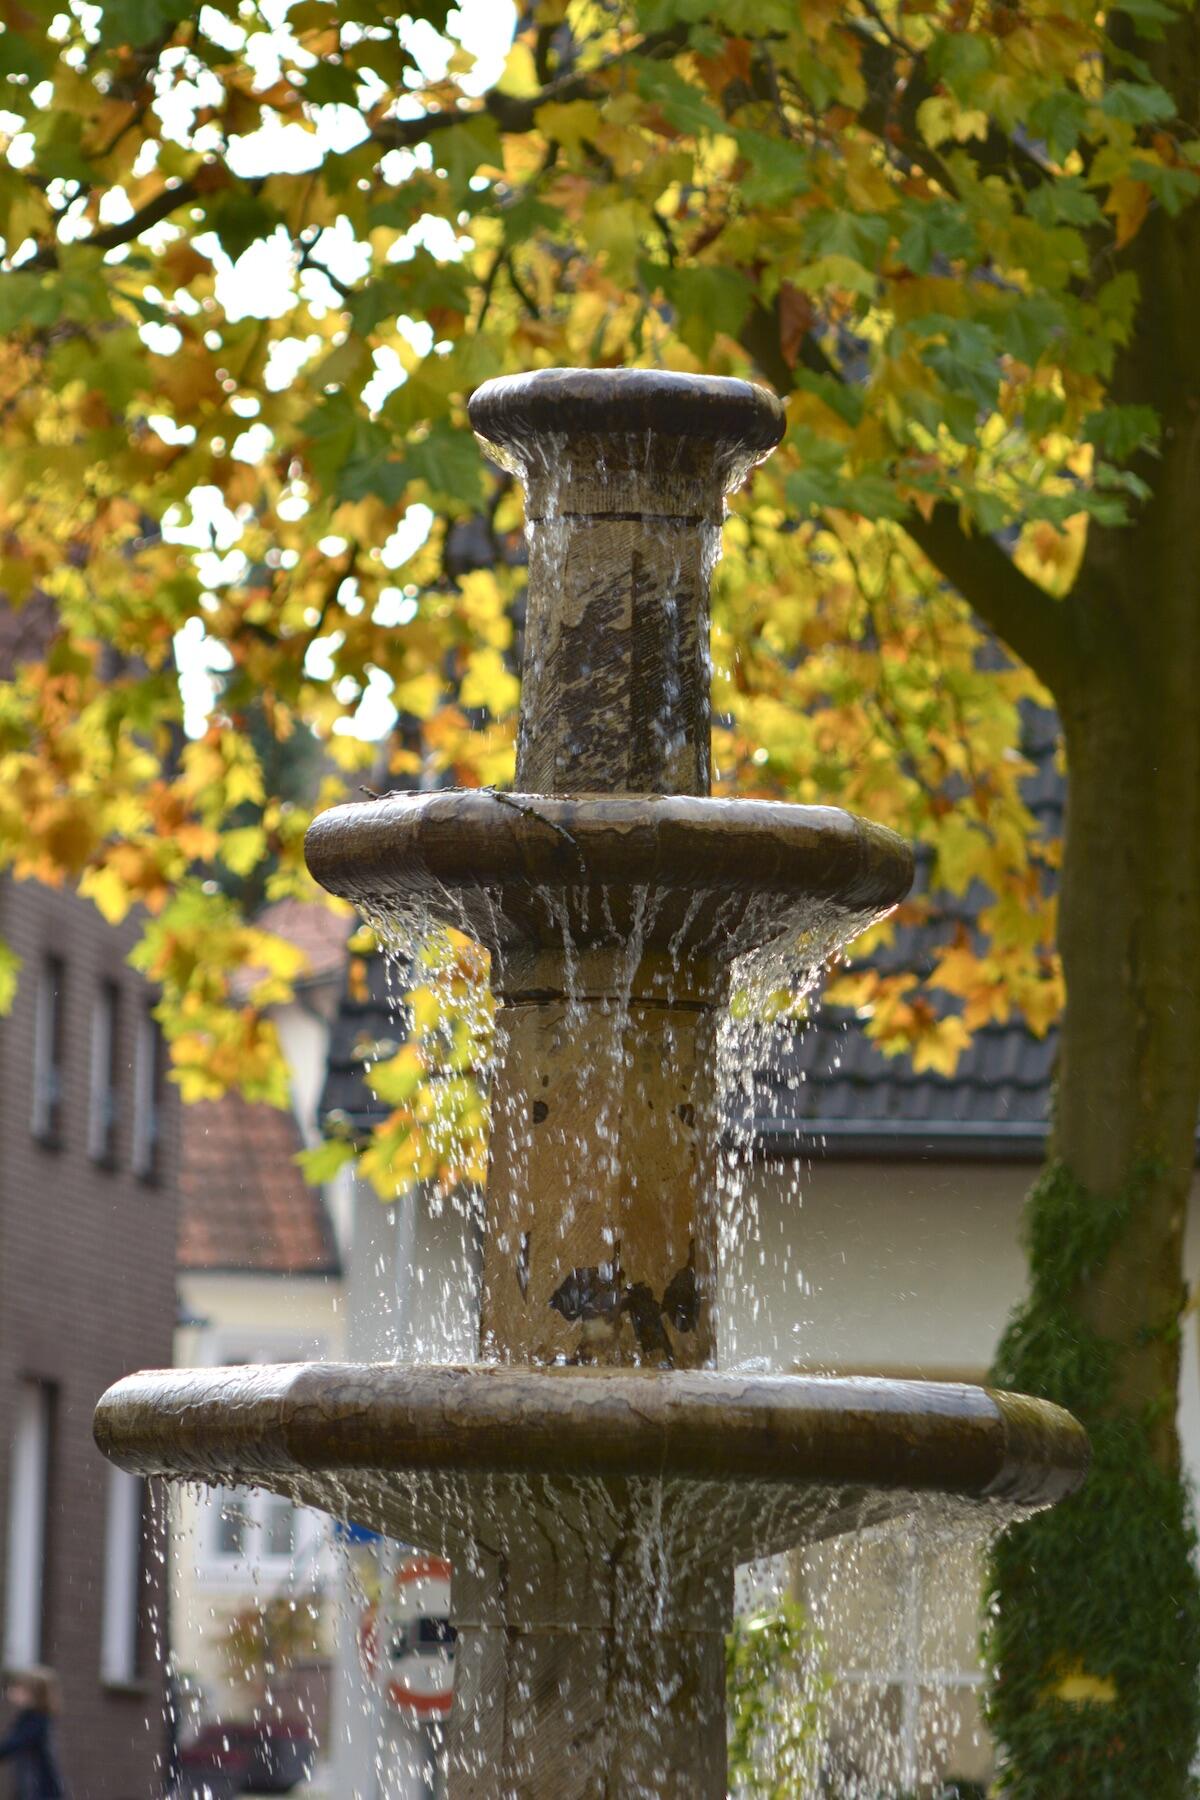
[[0, 878, 179, 1799]]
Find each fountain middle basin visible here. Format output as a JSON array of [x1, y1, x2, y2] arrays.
[[94, 368, 1088, 1797]]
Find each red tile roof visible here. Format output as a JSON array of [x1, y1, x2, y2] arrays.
[[178, 1093, 340, 1275]]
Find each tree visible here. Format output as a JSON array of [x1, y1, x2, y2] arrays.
[[1, 0, 1198, 1787]]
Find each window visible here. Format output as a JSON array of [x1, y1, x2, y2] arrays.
[[201, 1344, 326, 1579], [263, 1495, 297, 1560], [30, 957, 64, 1146], [100, 1468, 143, 1686], [88, 981, 120, 1165], [3, 1383, 52, 1667], [131, 1005, 163, 1180], [214, 1487, 252, 1560], [210, 1487, 306, 1570], [801, 1524, 988, 1794]]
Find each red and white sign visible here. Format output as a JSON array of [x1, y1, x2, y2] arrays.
[[358, 1554, 455, 1719]]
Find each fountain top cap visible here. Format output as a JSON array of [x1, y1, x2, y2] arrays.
[[469, 367, 785, 496]]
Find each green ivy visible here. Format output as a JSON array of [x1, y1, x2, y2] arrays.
[[985, 1161, 1200, 1797], [726, 1600, 826, 1798]]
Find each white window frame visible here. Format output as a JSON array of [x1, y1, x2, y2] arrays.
[[100, 1467, 142, 1686], [30, 957, 64, 1145], [88, 980, 120, 1165], [131, 1005, 162, 1180], [198, 1338, 328, 1585], [3, 1382, 51, 1667]]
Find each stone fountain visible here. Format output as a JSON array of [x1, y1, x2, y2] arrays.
[[95, 369, 1088, 1798]]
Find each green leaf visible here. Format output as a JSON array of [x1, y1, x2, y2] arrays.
[[397, 418, 484, 507], [96, 0, 193, 46], [801, 208, 891, 271], [1026, 178, 1103, 229], [500, 191, 562, 246], [913, 315, 1002, 412], [207, 190, 285, 260], [734, 130, 812, 205], [1084, 404, 1161, 460], [637, 62, 726, 135], [1100, 80, 1177, 124], [301, 58, 364, 107], [1130, 158, 1200, 215], [988, 293, 1068, 368], [297, 1137, 357, 1185], [642, 261, 752, 358], [368, 177, 441, 233], [783, 428, 907, 520], [434, 115, 503, 200], [351, 255, 471, 335], [792, 369, 864, 428], [1109, 0, 1180, 40], [0, 270, 61, 334], [1028, 92, 1089, 161], [896, 200, 978, 274], [926, 31, 993, 101], [1023, 388, 1066, 438], [302, 391, 394, 500]]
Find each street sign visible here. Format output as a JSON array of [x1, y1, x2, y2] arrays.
[[358, 1554, 455, 1719]]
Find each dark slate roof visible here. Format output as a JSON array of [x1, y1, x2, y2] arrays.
[[752, 701, 1061, 1160], [319, 704, 1064, 1161], [320, 951, 400, 1134]]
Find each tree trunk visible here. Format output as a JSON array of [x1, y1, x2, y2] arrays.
[[988, 156, 1200, 1785]]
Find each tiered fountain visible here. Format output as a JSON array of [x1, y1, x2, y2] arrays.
[[96, 369, 1088, 1797]]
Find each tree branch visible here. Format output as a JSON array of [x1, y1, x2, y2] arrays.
[[903, 503, 1075, 691], [19, 24, 684, 273], [25, 175, 201, 269]]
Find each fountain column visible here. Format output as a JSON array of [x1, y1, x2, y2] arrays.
[[471, 377, 762, 1376], [442, 374, 782, 1794]]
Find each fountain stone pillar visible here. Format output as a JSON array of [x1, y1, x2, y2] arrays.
[[442, 373, 783, 1793], [469, 371, 783, 1379]]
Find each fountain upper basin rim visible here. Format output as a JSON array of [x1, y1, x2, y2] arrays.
[[304, 790, 914, 963], [468, 366, 786, 485]]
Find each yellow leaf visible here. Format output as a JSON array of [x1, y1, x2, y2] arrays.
[[79, 861, 134, 925], [917, 95, 988, 148], [219, 824, 268, 877], [392, 670, 443, 720], [910, 1014, 973, 1075], [0, 938, 20, 1014], [368, 1043, 426, 1105], [459, 645, 519, 715], [535, 100, 602, 158], [1105, 177, 1151, 250], [1052, 1665, 1118, 1705]]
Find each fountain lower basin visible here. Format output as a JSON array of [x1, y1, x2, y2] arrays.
[[96, 1365, 1085, 1796]]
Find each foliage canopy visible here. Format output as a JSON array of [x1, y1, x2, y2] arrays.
[[5, 0, 1179, 1143]]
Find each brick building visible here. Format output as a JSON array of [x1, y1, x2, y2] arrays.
[[0, 876, 179, 1798]]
